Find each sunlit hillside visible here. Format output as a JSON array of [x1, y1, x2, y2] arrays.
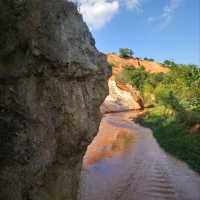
[[107, 54, 169, 75], [107, 51, 200, 172]]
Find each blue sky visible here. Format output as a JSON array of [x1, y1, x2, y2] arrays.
[[74, 0, 200, 65]]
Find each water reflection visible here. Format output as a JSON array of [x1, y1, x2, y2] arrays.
[[80, 111, 200, 200], [83, 111, 140, 168]]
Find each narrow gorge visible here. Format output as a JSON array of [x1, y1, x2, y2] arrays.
[[1, 1, 200, 200], [0, 1, 110, 199]]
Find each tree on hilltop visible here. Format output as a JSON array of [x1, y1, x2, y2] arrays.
[[163, 60, 177, 67], [119, 48, 134, 58]]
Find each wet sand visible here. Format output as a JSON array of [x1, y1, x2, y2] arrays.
[[79, 111, 200, 200]]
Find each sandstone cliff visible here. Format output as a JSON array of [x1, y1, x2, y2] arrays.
[[100, 77, 142, 113], [0, 1, 110, 199]]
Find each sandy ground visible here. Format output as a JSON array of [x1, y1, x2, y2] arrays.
[[79, 111, 200, 200], [107, 54, 169, 76]]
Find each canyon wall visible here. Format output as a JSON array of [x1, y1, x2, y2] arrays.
[[0, 1, 110, 199]]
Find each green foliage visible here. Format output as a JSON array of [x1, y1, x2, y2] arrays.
[[108, 62, 115, 70], [118, 62, 200, 116], [144, 57, 154, 62], [160, 65, 200, 112], [119, 48, 134, 58], [116, 66, 148, 90], [119, 62, 200, 172], [140, 106, 200, 172], [163, 60, 177, 67]]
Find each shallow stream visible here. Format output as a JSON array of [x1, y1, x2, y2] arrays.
[[79, 111, 200, 200]]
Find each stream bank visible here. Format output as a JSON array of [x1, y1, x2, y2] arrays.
[[79, 111, 200, 200]]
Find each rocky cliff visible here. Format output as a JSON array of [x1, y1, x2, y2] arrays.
[[0, 1, 110, 199], [100, 77, 143, 113]]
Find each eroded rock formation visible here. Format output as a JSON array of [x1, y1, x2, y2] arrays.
[[0, 1, 110, 199], [100, 77, 143, 113]]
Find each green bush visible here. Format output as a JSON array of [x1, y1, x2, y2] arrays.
[[142, 84, 155, 106], [163, 60, 177, 67], [144, 57, 154, 62], [118, 62, 200, 171], [118, 63, 200, 121], [116, 66, 148, 90], [119, 48, 134, 58], [140, 106, 200, 172], [108, 62, 115, 71]]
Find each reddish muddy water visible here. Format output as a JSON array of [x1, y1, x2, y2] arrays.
[[79, 111, 200, 200]]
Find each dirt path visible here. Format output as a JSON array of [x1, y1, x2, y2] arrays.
[[79, 111, 200, 200]]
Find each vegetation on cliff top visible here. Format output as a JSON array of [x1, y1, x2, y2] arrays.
[[119, 48, 134, 58], [117, 61, 200, 172]]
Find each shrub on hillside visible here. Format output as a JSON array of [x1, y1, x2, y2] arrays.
[[144, 57, 154, 62], [108, 62, 115, 70], [116, 66, 148, 90], [163, 60, 177, 67], [118, 62, 200, 123], [119, 48, 134, 58], [132, 62, 200, 172]]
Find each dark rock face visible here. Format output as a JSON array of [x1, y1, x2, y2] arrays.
[[0, 1, 110, 199]]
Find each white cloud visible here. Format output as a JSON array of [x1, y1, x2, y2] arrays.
[[161, 0, 182, 26], [123, 0, 141, 10], [148, 0, 183, 29], [71, 0, 142, 30], [79, 0, 119, 29]]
